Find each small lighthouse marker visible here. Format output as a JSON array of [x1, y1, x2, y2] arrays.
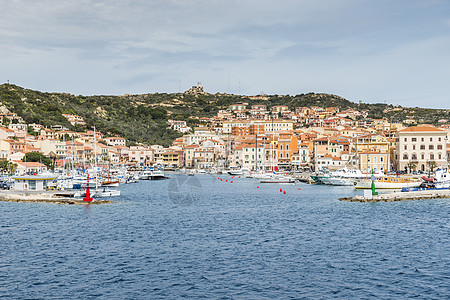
[[83, 173, 93, 202]]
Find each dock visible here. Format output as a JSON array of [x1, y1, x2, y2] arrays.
[[339, 189, 450, 202], [0, 191, 114, 205]]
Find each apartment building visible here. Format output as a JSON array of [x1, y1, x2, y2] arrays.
[[397, 124, 447, 172]]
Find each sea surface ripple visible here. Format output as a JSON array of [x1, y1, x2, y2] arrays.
[[1, 174, 449, 299]]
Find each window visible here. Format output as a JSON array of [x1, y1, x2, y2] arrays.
[[438, 145, 443, 150], [413, 145, 416, 150], [380, 157, 384, 162], [439, 137, 442, 142], [430, 154, 435, 160], [420, 145, 425, 150], [429, 145, 434, 150], [421, 137, 424, 142], [404, 145, 407, 150], [430, 138, 433, 142], [439, 154, 442, 159], [403, 154, 408, 159], [412, 154, 417, 160], [404, 138, 407, 142], [421, 154, 424, 159], [412, 138, 417, 142]]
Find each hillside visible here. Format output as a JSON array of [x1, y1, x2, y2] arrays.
[[0, 84, 449, 146]]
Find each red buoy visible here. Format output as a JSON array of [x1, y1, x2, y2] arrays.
[[257, 186, 259, 188], [83, 173, 93, 202], [283, 190, 286, 194], [280, 188, 282, 192], [230, 181, 233, 183]]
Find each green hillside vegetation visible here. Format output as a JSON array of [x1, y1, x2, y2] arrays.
[[1, 84, 449, 147]]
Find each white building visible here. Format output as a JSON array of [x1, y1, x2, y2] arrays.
[[397, 124, 448, 172]]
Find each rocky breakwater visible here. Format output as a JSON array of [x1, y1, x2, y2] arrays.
[[0, 191, 114, 205], [340, 189, 450, 202]]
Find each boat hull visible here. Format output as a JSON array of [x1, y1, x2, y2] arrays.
[[354, 178, 422, 189], [325, 177, 355, 186], [260, 177, 295, 183]]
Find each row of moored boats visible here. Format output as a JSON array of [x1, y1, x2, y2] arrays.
[[310, 167, 450, 190]]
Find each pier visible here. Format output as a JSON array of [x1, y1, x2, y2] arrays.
[[0, 191, 113, 205], [340, 189, 450, 202]]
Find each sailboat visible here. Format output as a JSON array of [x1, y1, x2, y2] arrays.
[[91, 127, 121, 198]]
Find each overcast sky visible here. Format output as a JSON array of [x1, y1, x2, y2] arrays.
[[1, 0, 449, 108]]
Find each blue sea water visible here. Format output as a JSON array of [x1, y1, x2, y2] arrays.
[[1, 174, 449, 299]]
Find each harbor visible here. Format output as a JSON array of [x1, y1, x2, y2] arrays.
[[2, 173, 449, 299]]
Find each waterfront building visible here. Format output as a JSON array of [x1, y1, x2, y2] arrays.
[[397, 124, 448, 173], [277, 131, 299, 169]]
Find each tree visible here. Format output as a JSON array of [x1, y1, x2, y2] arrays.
[[0, 159, 16, 174], [0, 159, 9, 174], [406, 161, 417, 173], [24, 152, 53, 170], [427, 160, 438, 173], [27, 126, 38, 136]]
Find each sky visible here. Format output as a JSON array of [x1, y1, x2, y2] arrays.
[[1, 0, 450, 108]]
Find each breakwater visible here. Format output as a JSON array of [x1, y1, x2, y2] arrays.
[[0, 191, 113, 204], [340, 189, 450, 202]]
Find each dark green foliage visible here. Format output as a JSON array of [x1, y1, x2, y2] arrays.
[[1, 84, 449, 147], [25, 152, 53, 170]]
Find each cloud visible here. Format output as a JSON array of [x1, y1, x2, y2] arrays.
[[1, 0, 450, 108]]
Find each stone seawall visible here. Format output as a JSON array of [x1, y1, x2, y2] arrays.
[[340, 189, 450, 202], [0, 191, 113, 204]]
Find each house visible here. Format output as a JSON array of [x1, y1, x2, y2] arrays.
[[14, 161, 48, 175]]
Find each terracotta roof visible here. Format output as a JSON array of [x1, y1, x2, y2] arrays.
[[399, 125, 445, 132], [17, 161, 46, 167]]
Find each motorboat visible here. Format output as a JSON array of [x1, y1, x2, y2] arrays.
[[92, 188, 121, 198], [259, 174, 296, 183], [321, 168, 363, 186], [325, 177, 355, 186], [139, 169, 170, 180], [227, 168, 250, 176]]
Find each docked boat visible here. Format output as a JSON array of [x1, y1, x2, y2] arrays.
[[227, 168, 250, 176], [100, 178, 120, 187], [139, 169, 170, 180], [260, 175, 295, 183], [354, 176, 422, 189], [92, 188, 121, 198], [325, 177, 355, 186], [310, 172, 330, 184], [321, 168, 364, 186]]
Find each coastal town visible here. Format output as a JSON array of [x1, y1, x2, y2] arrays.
[[1, 89, 449, 178]]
